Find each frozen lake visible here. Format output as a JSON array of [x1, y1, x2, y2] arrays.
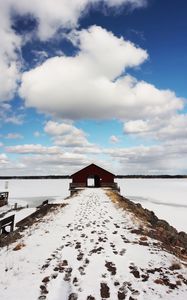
[[0, 178, 186, 232], [0, 179, 71, 208], [116, 178, 187, 232]]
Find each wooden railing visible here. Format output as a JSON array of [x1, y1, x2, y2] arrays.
[[0, 214, 15, 235]]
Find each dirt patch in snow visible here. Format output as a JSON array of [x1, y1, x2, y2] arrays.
[[107, 190, 187, 261]]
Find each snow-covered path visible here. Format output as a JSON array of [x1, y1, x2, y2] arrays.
[[0, 188, 187, 300]]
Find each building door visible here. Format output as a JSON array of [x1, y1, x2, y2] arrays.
[[94, 175, 101, 187]]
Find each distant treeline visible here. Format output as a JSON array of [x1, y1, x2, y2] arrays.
[[0, 175, 70, 180], [116, 175, 187, 179], [0, 175, 186, 180]]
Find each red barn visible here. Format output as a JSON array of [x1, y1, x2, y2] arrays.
[[70, 163, 118, 191]]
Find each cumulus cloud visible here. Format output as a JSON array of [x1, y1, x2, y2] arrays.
[[22, 152, 87, 165], [105, 141, 187, 174], [19, 152, 116, 175], [124, 114, 187, 140], [0, 1, 21, 101], [19, 25, 184, 121], [44, 120, 92, 147], [20, 152, 91, 175], [0, 0, 147, 102], [0, 103, 24, 125], [3, 138, 187, 175], [6, 0, 147, 40], [72, 146, 102, 155], [6, 144, 62, 155], [5, 115, 24, 125], [4, 142, 96, 175], [0, 60, 20, 101]]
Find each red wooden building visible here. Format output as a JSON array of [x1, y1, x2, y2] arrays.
[[69, 163, 118, 191]]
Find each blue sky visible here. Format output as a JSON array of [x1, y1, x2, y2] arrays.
[[0, 0, 187, 175]]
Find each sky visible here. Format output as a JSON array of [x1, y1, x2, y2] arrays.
[[0, 0, 187, 176]]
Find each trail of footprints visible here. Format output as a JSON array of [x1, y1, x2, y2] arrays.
[[37, 193, 143, 299], [37, 191, 186, 300]]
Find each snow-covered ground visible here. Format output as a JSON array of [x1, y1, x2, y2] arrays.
[[0, 188, 186, 300], [116, 179, 187, 232]]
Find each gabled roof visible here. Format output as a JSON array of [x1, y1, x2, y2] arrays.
[[71, 163, 115, 177]]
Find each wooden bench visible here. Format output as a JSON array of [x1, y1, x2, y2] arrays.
[[0, 215, 15, 235]]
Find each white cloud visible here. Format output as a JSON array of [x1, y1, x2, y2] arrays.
[[0, 0, 147, 102], [20, 152, 91, 175], [3, 141, 103, 175], [44, 121, 75, 136], [110, 135, 119, 143], [7, 0, 147, 40], [19, 25, 184, 121], [0, 60, 20, 101], [124, 114, 187, 140], [0, 153, 9, 165], [22, 152, 87, 165], [44, 120, 92, 147], [72, 146, 102, 154], [5, 114, 24, 125], [6, 144, 62, 155], [0, 2, 21, 101], [32, 50, 49, 65], [158, 114, 187, 140], [0, 103, 11, 121], [6, 133, 23, 139], [69, 25, 148, 79], [124, 119, 149, 134], [106, 0, 146, 7], [0, 102, 24, 125], [6, 139, 187, 175], [105, 141, 187, 174], [34, 131, 41, 137], [3, 142, 93, 175]]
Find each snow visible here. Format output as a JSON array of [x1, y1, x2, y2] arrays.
[[0, 188, 186, 300], [0, 179, 70, 227], [116, 179, 187, 232], [0, 179, 70, 207], [0, 207, 36, 225], [1, 178, 187, 232]]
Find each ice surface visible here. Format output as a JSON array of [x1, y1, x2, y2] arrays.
[[116, 179, 187, 232], [0, 179, 70, 207]]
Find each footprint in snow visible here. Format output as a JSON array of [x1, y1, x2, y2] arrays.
[[100, 282, 110, 298], [77, 251, 84, 261], [105, 261, 116, 275], [68, 293, 78, 300]]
